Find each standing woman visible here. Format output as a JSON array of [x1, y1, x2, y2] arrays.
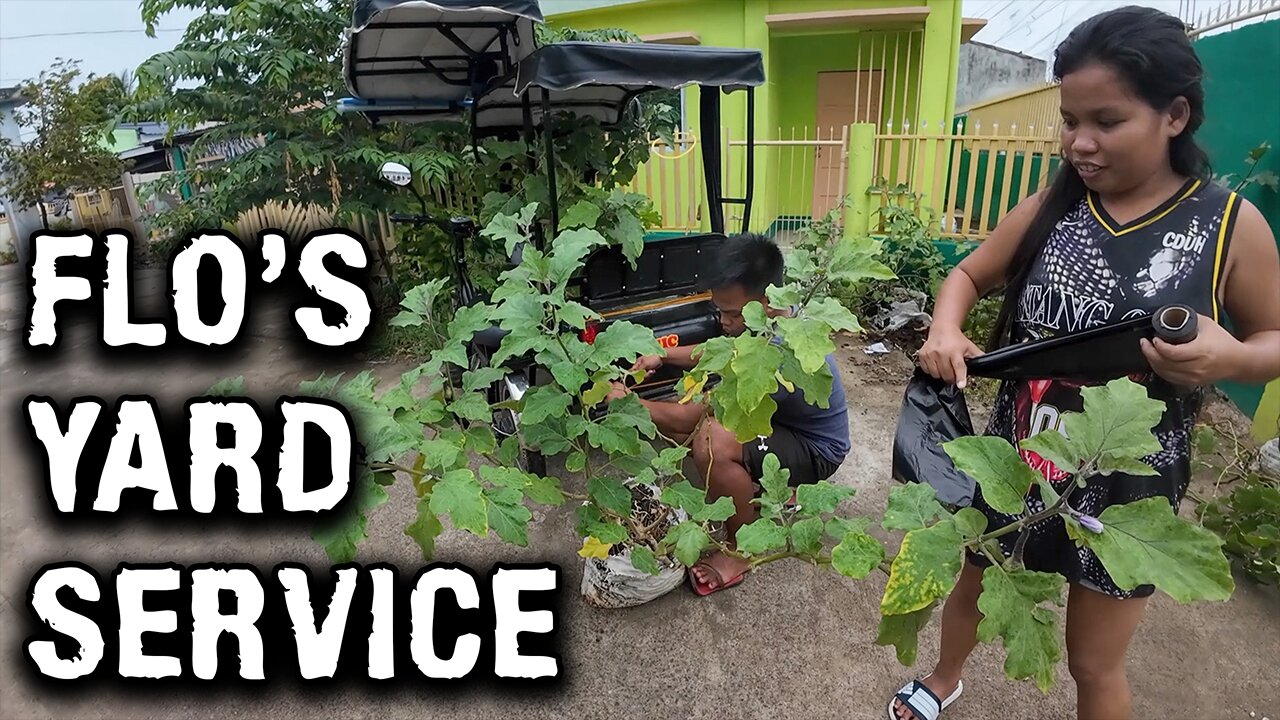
[[889, 6, 1280, 720]]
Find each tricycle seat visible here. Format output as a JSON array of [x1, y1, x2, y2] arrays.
[[587, 291, 723, 399], [580, 233, 725, 311], [471, 324, 509, 350]]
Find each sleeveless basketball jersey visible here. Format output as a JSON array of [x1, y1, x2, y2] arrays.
[[981, 177, 1240, 598]]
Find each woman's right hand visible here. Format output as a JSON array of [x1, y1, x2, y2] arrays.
[[918, 327, 984, 388]]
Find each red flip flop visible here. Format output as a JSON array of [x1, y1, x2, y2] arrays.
[[689, 560, 748, 596]]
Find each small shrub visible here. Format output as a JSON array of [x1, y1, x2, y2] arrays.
[[1193, 421, 1280, 586], [840, 183, 947, 325]]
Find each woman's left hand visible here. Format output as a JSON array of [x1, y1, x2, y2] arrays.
[[1140, 313, 1241, 386]]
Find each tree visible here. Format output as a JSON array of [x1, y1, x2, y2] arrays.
[[130, 0, 469, 252], [0, 58, 129, 230], [129, 0, 675, 294]]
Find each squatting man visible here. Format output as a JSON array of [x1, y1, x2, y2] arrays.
[[605, 233, 851, 595]]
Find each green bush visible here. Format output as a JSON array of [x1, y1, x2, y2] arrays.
[[1194, 423, 1280, 586], [838, 183, 947, 326]]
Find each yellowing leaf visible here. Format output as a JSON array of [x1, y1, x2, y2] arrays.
[[832, 531, 885, 579], [882, 519, 964, 615], [680, 374, 708, 403], [578, 536, 613, 559], [775, 371, 795, 393], [581, 379, 612, 407]]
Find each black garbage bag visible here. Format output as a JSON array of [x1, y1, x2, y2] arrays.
[[890, 304, 1198, 507], [891, 368, 978, 507]]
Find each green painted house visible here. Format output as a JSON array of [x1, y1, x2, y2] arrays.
[[544, 0, 986, 234]]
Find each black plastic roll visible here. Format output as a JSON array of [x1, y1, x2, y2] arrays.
[[1153, 304, 1198, 345]]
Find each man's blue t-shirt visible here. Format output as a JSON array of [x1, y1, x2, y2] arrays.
[[770, 352, 850, 465]]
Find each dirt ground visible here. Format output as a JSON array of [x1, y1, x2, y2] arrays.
[[1, 263, 1277, 720]]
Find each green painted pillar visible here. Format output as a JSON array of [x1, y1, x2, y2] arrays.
[[1253, 378, 1280, 443], [845, 123, 876, 236], [914, 0, 962, 212], [742, 0, 773, 235]]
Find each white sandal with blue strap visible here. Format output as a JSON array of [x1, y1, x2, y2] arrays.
[[887, 675, 963, 720]]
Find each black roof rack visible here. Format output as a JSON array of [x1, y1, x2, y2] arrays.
[[337, 6, 765, 238], [513, 41, 764, 94], [343, 0, 542, 104], [468, 41, 763, 130]]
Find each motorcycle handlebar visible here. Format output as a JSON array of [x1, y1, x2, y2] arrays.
[[388, 213, 444, 227], [388, 213, 477, 237]]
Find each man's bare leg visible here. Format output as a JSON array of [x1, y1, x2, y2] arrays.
[[687, 417, 754, 591], [638, 397, 706, 445]]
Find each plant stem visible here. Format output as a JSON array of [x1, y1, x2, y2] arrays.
[[797, 272, 829, 310], [373, 461, 421, 476], [579, 434, 592, 482], [1010, 527, 1030, 569], [978, 544, 1003, 568], [747, 548, 793, 566], [969, 465, 1088, 553]]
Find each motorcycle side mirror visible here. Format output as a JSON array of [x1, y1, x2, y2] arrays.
[[379, 161, 413, 186]]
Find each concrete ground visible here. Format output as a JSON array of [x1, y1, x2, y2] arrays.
[[1, 262, 1277, 720]]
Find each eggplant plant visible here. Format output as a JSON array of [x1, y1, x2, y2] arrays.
[[216, 201, 1235, 693]]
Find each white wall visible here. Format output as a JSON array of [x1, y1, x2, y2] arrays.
[[956, 42, 1047, 109]]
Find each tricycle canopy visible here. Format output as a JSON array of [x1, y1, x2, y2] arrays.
[[341, 36, 764, 131], [470, 41, 763, 130], [343, 0, 543, 110], [338, 1, 764, 235]]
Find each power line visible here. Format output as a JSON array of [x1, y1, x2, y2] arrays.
[[0, 27, 184, 41], [985, 0, 1055, 48], [985, 0, 1022, 24], [1021, 1, 1075, 59]]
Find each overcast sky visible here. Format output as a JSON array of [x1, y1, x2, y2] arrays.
[[0, 0, 203, 88], [0, 0, 1239, 89]]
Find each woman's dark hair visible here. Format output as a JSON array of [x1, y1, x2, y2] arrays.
[[986, 5, 1211, 350]]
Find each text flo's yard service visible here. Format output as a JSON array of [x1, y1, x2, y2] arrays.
[[18, 229, 563, 684]]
